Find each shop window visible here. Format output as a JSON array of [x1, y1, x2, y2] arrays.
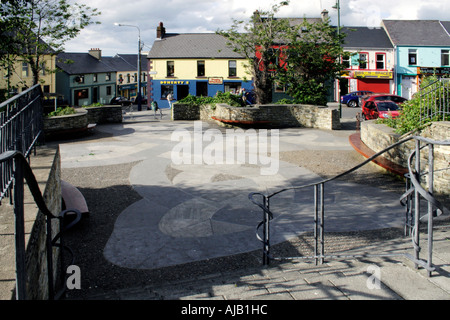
[[442, 50, 449, 66], [161, 85, 173, 99], [167, 61, 175, 77], [376, 54, 385, 70], [228, 60, 237, 77], [359, 53, 368, 69], [197, 60, 205, 77], [408, 49, 417, 65]]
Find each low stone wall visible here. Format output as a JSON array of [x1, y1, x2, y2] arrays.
[[0, 146, 61, 300], [85, 106, 123, 124], [173, 103, 340, 130], [361, 121, 450, 195], [43, 109, 88, 133]]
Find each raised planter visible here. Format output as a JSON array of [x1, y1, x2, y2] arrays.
[[360, 120, 450, 195], [84, 105, 123, 124], [173, 103, 340, 130], [43, 108, 89, 135]]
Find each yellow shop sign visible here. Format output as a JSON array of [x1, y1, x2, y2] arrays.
[[161, 80, 190, 85], [353, 70, 393, 79]]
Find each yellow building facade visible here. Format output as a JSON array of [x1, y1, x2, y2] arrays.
[[0, 55, 56, 98]]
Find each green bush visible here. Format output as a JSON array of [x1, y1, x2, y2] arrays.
[[378, 75, 450, 135], [84, 102, 104, 108], [178, 92, 245, 108], [47, 106, 77, 117]]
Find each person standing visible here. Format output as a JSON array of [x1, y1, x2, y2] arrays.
[[167, 92, 173, 109]]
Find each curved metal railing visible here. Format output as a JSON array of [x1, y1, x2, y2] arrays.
[[249, 135, 449, 276], [0, 150, 81, 300]]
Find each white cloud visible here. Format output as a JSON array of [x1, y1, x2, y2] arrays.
[[63, 0, 449, 56]]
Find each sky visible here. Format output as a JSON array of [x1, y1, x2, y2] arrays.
[[64, 0, 450, 57]]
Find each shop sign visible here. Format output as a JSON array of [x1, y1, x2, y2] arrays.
[[161, 80, 190, 85], [417, 67, 450, 76], [353, 70, 393, 79], [208, 77, 223, 85]]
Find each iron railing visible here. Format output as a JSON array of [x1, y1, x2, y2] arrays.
[[0, 151, 81, 300], [0, 86, 80, 299], [249, 136, 450, 277], [0, 84, 44, 201], [419, 78, 450, 126]]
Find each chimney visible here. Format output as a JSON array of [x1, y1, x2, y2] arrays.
[[157, 22, 166, 39], [321, 9, 329, 22], [89, 48, 102, 60]]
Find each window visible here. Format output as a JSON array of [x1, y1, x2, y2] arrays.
[[106, 73, 111, 81], [342, 55, 350, 68], [93, 74, 98, 82], [228, 60, 237, 77], [408, 49, 417, 65], [161, 85, 173, 99], [40, 62, 46, 76], [197, 60, 205, 77], [22, 62, 29, 77], [106, 86, 112, 95], [359, 53, 368, 69], [376, 54, 385, 70], [127, 73, 131, 83], [442, 50, 450, 66], [167, 61, 175, 77]]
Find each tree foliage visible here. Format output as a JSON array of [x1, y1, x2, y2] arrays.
[[218, 0, 347, 105], [1, 0, 100, 85]]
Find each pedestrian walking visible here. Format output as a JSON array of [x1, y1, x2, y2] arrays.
[[151, 100, 162, 119], [167, 92, 173, 109]]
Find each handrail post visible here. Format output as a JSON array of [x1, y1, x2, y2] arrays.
[[427, 143, 434, 277], [13, 155, 27, 300], [414, 139, 421, 269], [263, 196, 270, 266]]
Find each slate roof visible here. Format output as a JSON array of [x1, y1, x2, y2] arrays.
[[56, 53, 147, 74], [382, 20, 450, 46], [147, 33, 245, 59], [341, 27, 393, 49]]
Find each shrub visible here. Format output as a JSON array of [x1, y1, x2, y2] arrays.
[[178, 92, 245, 108], [47, 106, 76, 117]]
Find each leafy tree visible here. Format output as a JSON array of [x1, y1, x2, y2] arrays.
[[1, 0, 100, 86], [276, 18, 348, 105], [218, 1, 291, 104], [218, 0, 347, 105]]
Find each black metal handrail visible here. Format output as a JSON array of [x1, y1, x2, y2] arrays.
[[0, 150, 81, 300], [249, 135, 449, 276]]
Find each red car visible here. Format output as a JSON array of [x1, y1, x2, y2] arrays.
[[359, 93, 407, 107], [361, 100, 400, 120]]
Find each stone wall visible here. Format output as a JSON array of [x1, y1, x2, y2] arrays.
[[173, 103, 340, 130], [85, 106, 123, 124], [0, 146, 61, 300], [361, 121, 450, 195], [43, 109, 88, 133]]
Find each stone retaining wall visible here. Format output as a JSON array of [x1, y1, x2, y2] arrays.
[[173, 103, 340, 130], [44, 106, 122, 134], [361, 121, 450, 195]]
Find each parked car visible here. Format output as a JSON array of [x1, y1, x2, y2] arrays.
[[361, 100, 401, 120], [110, 96, 132, 106], [341, 91, 373, 108], [359, 93, 407, 107]]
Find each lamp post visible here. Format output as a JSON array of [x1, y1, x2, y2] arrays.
[[332, 0, 342, 118], [114, 23, 142, 111]]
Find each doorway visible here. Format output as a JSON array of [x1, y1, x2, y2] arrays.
[[177, 85, 190, 101]]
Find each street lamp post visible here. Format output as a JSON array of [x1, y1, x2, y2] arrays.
[[114, 23, 142, 111], [333, 0, 342, 118]]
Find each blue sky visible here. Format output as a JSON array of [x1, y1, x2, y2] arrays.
[[65, 0, 450, 56]]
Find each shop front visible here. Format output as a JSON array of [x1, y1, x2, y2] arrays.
[[151, 78, 253, 108]]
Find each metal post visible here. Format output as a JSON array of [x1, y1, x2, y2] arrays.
[[320, 183, 325, 264], [427, 144, 434, 276], [414, 139, 421, 268], [263, 196, 270, 265], [13, 156, 27, 300], [314, 185, 319, 265]]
